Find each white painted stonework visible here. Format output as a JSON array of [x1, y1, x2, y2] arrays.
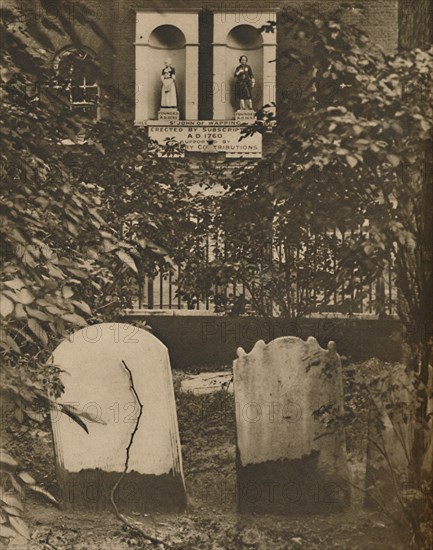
[[135, 11, 199, 122], [234, 336, 348, 471], [49, 323, 185, 482], [234, 336, 350, 513]]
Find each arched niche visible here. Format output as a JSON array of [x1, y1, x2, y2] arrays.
[[149, 24, 186, 49], [226, 25, 263, 49], [213, 16, 277, 121], [225, 25, 264, 119], [148, 25, 186, 119], [135, 12, 199, 123]]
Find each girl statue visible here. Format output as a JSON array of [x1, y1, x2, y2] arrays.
[[234, 55, 255, 110], [160, 58, 177, 109]]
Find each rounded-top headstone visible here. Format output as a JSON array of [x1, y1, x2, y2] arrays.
[[49, 323, 186, 512]]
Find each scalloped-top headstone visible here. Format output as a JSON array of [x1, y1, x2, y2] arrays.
[[49, 323, 186, 513], [234, 336, 350, 514]]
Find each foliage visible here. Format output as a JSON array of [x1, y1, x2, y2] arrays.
[[0, 448, 58, 541], [341, 360, 432, 548], [74, 120, 197, 309], [174, 4, 433, 317], [174, 7, 433, 544], [249, 6, 432, 353], [0, 0, 189, 541], [177, 162, 380, 317], [247, 7, 432, 544]]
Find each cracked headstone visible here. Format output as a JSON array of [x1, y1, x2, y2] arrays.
[[233, 336, 350, 514], [49, 323, 186, 513]]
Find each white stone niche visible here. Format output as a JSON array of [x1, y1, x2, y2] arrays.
[[135, 11, 199, 124], [213, 15, 277, 121]]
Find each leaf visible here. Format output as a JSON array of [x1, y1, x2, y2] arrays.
[[26, 485, 58, 505], [59, 405, 89, 433], [66, 221, 78, 237], [420, 119, 430, 132], [0, 525, 16, 539], [62, 286, 74, 299], [14, 289, 34, 305], [14, 304, 26, 320], [0, 296, 14, 317], [3, 506, 21, 517], [47, 264, 64, 278], [17, 472, 35, 485], [10, 229, 26, 245], [387, 154, 400, 167], [8, 475, 23, 496], [9, 516, 30, 540], [59, 401, 105, 429], [0, 452, 18, 469], [4, 280, 25, 291], [61, 313, 87, 326], [46, 305, 63, 315], [0, 335, 20, 354], [25, 308, 49, 322], [346, 155, 358, 168], [0, 493, 24, 512], [116, 250, 138, 274], [71, 300, 92, 315], [27, 318, 48, 346]]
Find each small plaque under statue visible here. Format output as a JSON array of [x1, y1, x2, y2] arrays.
[[158, 108, 179, 122], [235, 109, 256, 124]]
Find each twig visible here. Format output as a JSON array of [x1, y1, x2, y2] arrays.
[[44, 530, 57, 550], [344, 475, 405, 527], [110, 360, 169, 547]]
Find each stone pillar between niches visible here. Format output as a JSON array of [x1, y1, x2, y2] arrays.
[[136, 44, 149, 123], [213, 43, 227, 120], [185, 43, 199, 120]]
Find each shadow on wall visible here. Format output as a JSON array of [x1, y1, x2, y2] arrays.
[[120, 315, 403, 370]]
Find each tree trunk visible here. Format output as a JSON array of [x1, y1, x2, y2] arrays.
[[399, 0, 433, 495]]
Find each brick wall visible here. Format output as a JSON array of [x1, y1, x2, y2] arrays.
[[280, 0, 398, 53]]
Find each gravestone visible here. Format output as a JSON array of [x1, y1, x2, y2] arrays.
[[234, 336, 350, 514], [49, 323, 186, 513]]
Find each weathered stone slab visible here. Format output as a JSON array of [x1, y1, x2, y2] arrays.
[[180, 371, 233, 394], [233, 336, 350, 514], [49, 323, 186, 513]]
